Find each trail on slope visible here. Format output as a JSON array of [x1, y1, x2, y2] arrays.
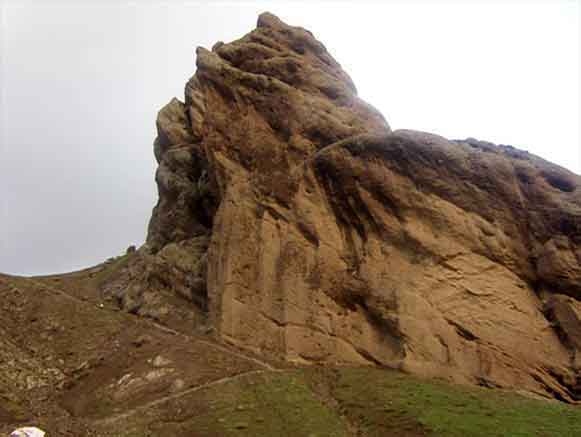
[[93, 368, 284, 426], [25, 277, 275, 371], [18, 276, 281, 428]]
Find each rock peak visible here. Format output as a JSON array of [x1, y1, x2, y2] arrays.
[[115, 13, 581, 402], [257, 11, 283, 28]]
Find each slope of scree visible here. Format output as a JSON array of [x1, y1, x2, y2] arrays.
[[106, 12, 581, 402]]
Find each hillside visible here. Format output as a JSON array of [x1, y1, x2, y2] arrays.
[[2, 262, 581, 436]]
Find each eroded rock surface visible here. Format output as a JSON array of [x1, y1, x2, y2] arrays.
[[119, 13, 581, 401]]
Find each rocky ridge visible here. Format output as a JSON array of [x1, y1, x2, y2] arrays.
[[109, 13, 581, 401]]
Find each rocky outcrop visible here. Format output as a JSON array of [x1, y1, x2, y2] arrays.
[[117, 13, 581, 401], [102, 236, 210, 332]]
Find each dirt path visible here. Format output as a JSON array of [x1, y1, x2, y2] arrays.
[[24, 277, 276, 371], [0, 276, 285, 432], [152, 322, 277, 371], [93, 368, 282, 427]]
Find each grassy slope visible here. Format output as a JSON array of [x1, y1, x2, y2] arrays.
[[102, 368, 581, 437], [330, 368, 581, 437]]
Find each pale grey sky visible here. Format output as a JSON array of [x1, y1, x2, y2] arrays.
[[1, 0, 579, 275]]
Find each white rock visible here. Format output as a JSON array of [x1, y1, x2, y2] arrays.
[[10, 427, 46, 437], [152, 355, 172, 368], [117, 373, 133, 386], [145, 368, 173, 381], [170, 378, 186, 392]]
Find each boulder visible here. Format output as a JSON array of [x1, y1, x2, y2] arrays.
[[10, 428, 45, 437]]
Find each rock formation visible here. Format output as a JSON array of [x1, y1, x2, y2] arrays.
[[110, 13, 581, 401]]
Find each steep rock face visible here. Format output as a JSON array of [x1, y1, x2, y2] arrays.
[[133, 13, 581, 400]]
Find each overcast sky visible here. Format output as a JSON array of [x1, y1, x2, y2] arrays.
[[1, 0, 579, 275]]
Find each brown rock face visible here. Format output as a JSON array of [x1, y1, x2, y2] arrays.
[[128, 13, 581, 400]]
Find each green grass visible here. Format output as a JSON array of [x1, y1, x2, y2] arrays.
[[100, 368, 581, 437], [147, 372, 349, 437], [107, 372, 348, 437], [329, 368, 581, 437]]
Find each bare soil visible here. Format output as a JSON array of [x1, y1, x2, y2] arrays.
[[0, 262, 277, 436]]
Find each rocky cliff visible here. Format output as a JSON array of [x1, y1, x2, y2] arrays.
[[112, 13, 581, 401]]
